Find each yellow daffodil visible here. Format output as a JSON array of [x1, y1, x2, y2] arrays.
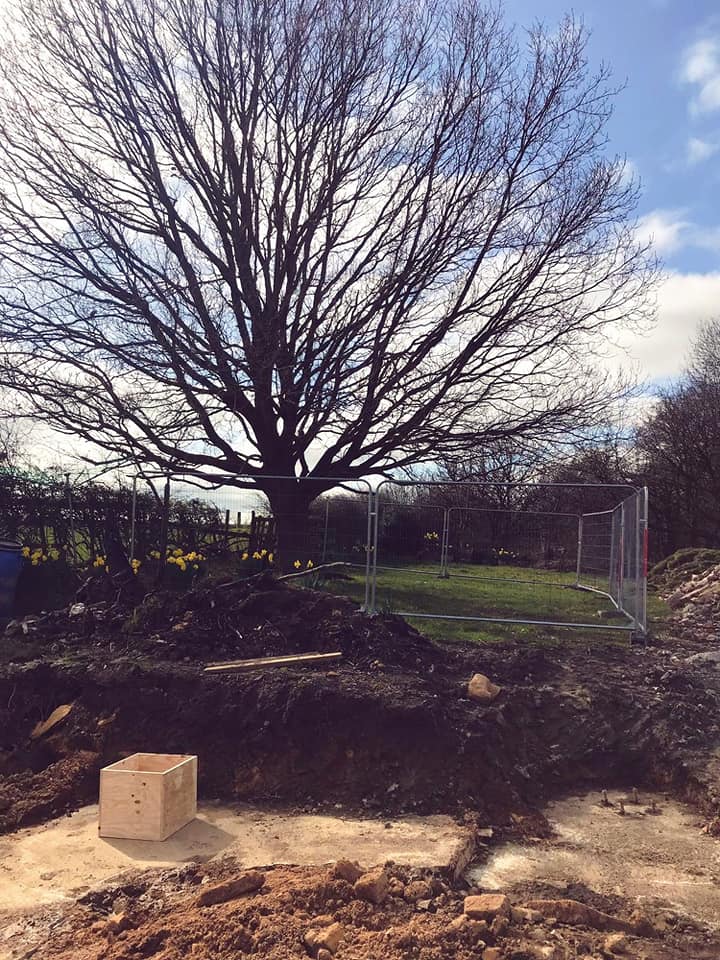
[[49, 548, 60, 561], [173, 547, 183, 557], [293, 560, 301, 569], [21, 546, 30, 558], [252, 551, 261, 560], [307, 560, 314, 568], [242, 552, 249, 560], [192, 563, 199, 570], [268, 553, 274, 563]]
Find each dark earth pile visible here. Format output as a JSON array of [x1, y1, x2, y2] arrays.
[[2, 574, 720, 838]]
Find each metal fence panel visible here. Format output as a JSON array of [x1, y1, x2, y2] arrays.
[[370, 480, 648, 636]]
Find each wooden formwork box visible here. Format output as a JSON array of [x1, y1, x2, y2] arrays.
[[99, 753, 197, 841]]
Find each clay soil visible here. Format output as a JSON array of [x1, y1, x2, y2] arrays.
[[2, 573, 720, 959], [13, 858, 720, 960]]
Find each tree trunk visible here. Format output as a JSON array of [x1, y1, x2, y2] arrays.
[[265, 482, 316, 573]]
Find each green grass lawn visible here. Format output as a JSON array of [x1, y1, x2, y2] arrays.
[[320, 562, 668, 645]]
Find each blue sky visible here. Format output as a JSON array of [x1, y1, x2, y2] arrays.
[[505, 0, 720, 383]]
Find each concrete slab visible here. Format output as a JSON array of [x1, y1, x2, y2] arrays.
[[0, 803, 472, 913], [468, 790, 720, 927]]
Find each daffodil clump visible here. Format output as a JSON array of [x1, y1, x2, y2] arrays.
[[424, 531, 440, 542], [240, 548, 273, 563], [22, 545, 61, 566], [93, 554, 110, 573], [165, 547, 205, 577], [293, 559, 314, 569]]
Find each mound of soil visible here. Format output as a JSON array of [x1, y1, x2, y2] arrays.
[[648, 547, 720, 594], [2, 574, 720, 838], [17, 858, 719, 960], [3, 572, 439, 669], [649, 550, 720, 642]]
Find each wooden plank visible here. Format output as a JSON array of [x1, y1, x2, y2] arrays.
[[204, 651, 343, 673]]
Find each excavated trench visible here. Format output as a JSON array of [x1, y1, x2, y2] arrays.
[[1, 625, 719, 836], [2, 578, 720, 960]]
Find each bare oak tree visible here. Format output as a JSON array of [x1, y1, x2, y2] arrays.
[[0, 0, 654, 558]]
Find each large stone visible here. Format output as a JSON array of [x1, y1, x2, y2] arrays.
[[604, 933, 628, 955], [196, 870, 265, 906], [686, 650, 720, 665], [467, 674, 502, 703], [331, 859, 363, 884], [464, 893, 510, 921], [105, 911, 131, 935], [354, 868, 389, 905], [512, 905, 543, 924], [304, 921, 345, 955], [525, 899, 635, 934], [404, 880, 432, 902]]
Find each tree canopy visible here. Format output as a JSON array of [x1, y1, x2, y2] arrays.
[[0, 0, 653, 542]]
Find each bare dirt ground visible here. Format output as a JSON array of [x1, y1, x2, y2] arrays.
[[473, 789, 720, 927], [2, 571, 720, 958]]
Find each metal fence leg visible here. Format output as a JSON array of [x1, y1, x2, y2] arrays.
[[321, 499, 330, 565], [65, 473, 77, 567], [575, 515, 583, 587], [362, 490, 373, 612], [369, 489, 380, 614], [632, 487, 649, 642], [129, 476, 137, 563], [439, 507, 450, 578]]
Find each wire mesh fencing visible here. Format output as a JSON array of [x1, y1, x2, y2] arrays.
[[125, 475, 648, 637], [370, 481, 648, 636], [129, 475, 373, 604]]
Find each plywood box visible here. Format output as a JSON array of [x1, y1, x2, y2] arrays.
[[99, 753, 197, 841]]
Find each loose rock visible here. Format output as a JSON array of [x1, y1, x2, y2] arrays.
[[604, 932, 628, 954], [331, 859, 363, 884], [482, 948, 503, 960], [196, 870, 265, 907], [464, 893, 510, 921], [404, 880, 432, 902], [467, 673, 502, 703], [354, 868, 389, 905], [525, 899, 635, 934], [511, 906, 543, 924], [304, 921, 345, 955]]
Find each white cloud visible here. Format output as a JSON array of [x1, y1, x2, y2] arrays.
[[680, 37, 720, 113], [686, 136, 719, 164], [619, 158, 639, 186], [636, 209, 691, 255], [612, 271, 720, 382], [636, 208, 720, 257]]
